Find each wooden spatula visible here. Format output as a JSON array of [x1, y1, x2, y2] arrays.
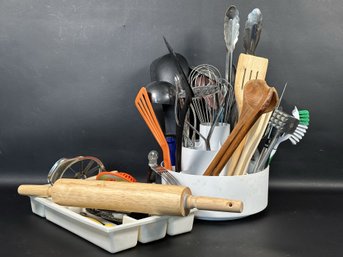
[[226, 53, 269, 175], [203, 80, 278, 176]]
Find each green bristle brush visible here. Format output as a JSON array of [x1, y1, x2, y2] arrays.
[[298, 109, 310, 125]]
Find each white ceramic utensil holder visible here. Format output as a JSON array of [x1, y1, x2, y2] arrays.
[[177, 137, 270, 220], [169, 167, 269, 220], [181, 146, 229, 175], [198, 123, 230, 151]]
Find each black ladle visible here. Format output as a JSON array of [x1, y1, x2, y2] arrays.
[[146, 81, 177, 166], [146, 81, 176, 136], [163, 37, 194, 172], [150, 53, 190, 86]]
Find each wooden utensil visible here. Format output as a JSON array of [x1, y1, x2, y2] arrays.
[[226, 9, 266, 175], [226, 53, 269, 175], [238, 83, 287, 174], [232, 112, 274, 175], [135, 87, 172, 170], [203, 79, 278, 176], [231, 118, 269, 175], [18, 179, 243, 216]]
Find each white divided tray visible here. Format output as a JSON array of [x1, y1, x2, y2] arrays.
[[29, 196, 195, 253]]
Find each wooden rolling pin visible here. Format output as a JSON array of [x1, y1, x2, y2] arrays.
[[18, 179, 243, 216]]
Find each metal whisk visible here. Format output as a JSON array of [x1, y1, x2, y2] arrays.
[[189, 64, 229, 125], [175, 64, 233, 151]]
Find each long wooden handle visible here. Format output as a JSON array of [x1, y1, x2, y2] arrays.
[[226, 137, 247, 176], [234, 112, 273, 175], [18, 179, 243, 216], [202, 107, 249, 176], [186, 195, 243, 213], [204, 107, 260, 176]]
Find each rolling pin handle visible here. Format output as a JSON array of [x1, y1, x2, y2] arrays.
[[185, 195, 243, 213], [17, 185, 52, 197]]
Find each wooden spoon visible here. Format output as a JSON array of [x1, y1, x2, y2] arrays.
[[226, 54, 268, 176], [203, 80, 278, 176]]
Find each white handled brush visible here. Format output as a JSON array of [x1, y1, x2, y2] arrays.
[[289, 107, 309, 145]]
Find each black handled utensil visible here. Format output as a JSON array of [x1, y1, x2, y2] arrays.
[[163, 37, 194, 172]]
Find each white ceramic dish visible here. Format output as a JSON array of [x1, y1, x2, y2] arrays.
[[29, 196, 195, 253]]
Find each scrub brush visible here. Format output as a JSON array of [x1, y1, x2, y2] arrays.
[[289, 108, 309, 144], [269, 106, 310, 161]]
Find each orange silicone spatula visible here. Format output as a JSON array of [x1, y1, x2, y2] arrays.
[[135, 87, 172, 170]]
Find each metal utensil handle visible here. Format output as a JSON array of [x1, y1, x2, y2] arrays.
[[254, 130, 282, 173]]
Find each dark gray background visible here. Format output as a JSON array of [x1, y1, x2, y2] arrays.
[[0, 0, 341, 187]]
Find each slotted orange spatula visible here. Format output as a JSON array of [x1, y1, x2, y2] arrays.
[[135, 87, 172, 170]]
